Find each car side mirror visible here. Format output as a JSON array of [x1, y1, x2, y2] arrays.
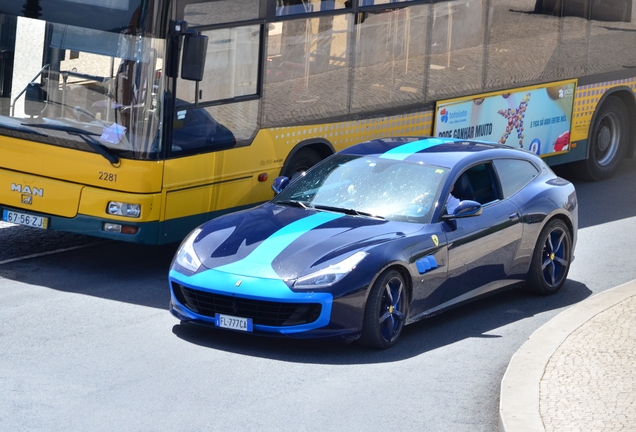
[[271, 176, 290, 194], [442, 200, 482, 219]]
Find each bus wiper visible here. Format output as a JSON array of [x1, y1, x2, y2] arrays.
[[277, 200, 312, 209], [25, 123, 119, 165], [312, 204, 385, 220], [0, 116, 48, 136], [77, 134, 120, 165], [25, 123, 100, 135]]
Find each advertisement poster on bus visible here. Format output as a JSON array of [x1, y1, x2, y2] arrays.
[[434, 80, 576, 156]]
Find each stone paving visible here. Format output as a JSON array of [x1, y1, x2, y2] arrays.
[[500, 281, 636, 432], [540, 295, 636, 432]]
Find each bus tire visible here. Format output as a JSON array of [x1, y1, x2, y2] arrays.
[[282, 148, 322, 180], [575, 95, 628, 181]]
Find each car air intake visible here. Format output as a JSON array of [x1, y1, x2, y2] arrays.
[[172, 282, 322, 327]]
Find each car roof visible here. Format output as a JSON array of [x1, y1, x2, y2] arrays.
[[339, 137, 537, 169]]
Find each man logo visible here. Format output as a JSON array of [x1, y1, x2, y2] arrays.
[[11, 184, 44, 197], [21, 195, 32, 205]]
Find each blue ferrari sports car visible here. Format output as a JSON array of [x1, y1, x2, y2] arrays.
[[169, 137, 578, 349]]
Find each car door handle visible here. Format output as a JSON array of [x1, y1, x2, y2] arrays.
[[509, 212, 520, 221]]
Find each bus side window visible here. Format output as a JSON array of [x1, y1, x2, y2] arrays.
[[171, 105, 236, 153], [170, 100, 260, 155]]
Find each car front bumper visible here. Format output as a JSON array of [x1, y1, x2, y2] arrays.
[[168, 268, 365, 340]]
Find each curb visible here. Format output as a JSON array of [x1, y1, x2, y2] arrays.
[[499, 279, 636, 432]]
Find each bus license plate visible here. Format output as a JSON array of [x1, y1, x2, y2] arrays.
[[2, 210, 48, 229], [215, 313, 253, 332]]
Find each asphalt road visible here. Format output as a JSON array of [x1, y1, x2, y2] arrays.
[[1, 159, 636, 431]]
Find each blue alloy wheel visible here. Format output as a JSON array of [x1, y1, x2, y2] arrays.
[[527, 219, 572, 295], [359, 270, 408, 349]]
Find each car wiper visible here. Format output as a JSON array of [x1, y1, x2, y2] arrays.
[[276, 200, 312, 209], [25, 123, 119, 165], [312, 204, 385, 220]]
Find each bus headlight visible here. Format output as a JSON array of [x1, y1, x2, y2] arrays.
[[107, 201, 141, 218]]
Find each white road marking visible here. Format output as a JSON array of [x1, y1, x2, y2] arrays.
[[0, 241, 109, 265]]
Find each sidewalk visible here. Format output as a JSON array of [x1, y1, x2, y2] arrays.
[[499, 280, 636, 431]]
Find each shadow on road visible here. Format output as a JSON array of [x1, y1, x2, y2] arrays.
[[0, 242, 178, 309], [0, 158, 631, 360], [170, 279, 592, 364], [552, 158, 636, 229]]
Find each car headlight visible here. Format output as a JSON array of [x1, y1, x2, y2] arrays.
[[174, 227, 203, 272], [293, 251, 368, 288]]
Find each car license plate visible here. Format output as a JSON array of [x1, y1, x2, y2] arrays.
[[2, 210, 48, 229], [215, 313, 253, 332]]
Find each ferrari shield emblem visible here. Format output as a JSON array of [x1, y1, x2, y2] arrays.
[[431, 235, 439, 247]]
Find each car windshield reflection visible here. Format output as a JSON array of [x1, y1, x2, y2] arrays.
[[273, 154, 449, 223]]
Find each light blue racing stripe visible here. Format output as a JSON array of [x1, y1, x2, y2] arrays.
[[215, 211, 344, 279], [380, 138, 447, 160]]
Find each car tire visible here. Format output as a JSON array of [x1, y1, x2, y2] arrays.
[[282, 148, 322, 180], [574, 95, 628, 181], [525, 219, 572, 295], [358, 269, 408, 349]]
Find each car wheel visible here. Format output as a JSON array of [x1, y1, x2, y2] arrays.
[[359, 269, 408, 349], [574, 95, 628, 181], [282, 148, 322, 181], [526, 219, 572, 295]]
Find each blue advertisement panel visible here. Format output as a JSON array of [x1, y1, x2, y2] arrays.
[[434, 80, 576, 156]]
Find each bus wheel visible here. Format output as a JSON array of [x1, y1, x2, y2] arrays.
[[282, 148, 322, 180], [576, 95, 628, 181]]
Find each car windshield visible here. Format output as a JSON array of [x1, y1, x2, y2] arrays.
[[273, 154, 450, 223]]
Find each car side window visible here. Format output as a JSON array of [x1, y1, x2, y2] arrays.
[[452, 163, 499, 206], [493, 159, 539, 198]]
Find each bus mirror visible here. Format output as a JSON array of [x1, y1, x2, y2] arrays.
[[181, 33, 208, 81], [25, 82, 47, 116]]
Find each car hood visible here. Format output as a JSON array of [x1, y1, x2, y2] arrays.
[[192, 203, 422, 280]]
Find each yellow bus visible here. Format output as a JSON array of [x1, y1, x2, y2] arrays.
[[0, 0, 635, 244]]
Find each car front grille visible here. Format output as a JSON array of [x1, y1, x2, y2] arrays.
[[172, 282, 322, 327]]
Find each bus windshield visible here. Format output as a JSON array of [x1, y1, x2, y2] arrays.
[[0, 15, 164, 160]]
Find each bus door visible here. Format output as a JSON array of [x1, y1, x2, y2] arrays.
[[161, 0, 265, 243]]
